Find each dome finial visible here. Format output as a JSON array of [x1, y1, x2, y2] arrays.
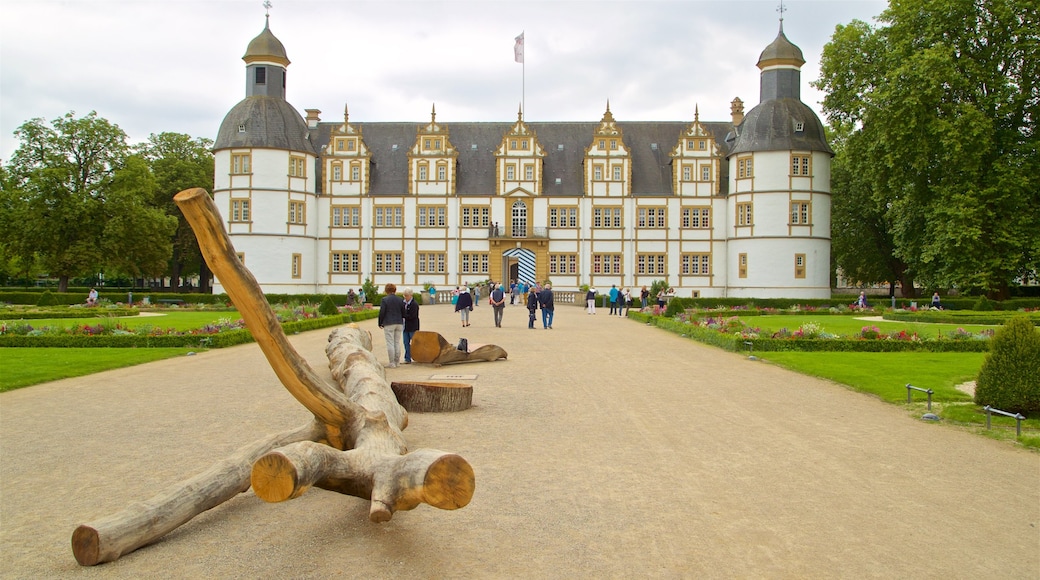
[[263, 0, 272, 27], [344, 103, 349, 124], [694, 103, 700, 123], [777, 0, 786, 31], [431, 103, 437, 123], [518, 102, 523, 121]]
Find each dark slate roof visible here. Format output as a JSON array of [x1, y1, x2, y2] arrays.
[[726, 99, 832, 157], [214, 96, 315, 154], [310, 120, 734, 197]]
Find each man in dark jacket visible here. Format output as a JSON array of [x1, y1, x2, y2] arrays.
[[378, 283, 406, 368], [526, 285, 539, 329], [490, 284, 506, 327], [539, 283, 555, 329], [402, 288, 420, 364]]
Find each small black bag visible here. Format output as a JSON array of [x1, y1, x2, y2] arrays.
[[457, 338, 468, 352]]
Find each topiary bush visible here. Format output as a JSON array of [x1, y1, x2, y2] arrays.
[[318, 294, 340, 316], [972, 296, 996, 311], [36, 290, 59, 306], [974, 316, 1040, 414]]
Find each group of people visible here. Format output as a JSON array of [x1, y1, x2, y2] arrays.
[[451, 280, 555, 330], [376, 283, 420, 368], [585, 285, 632, 316]]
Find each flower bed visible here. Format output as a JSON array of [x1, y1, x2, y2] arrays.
[[631, 311, 991, 353], [0, 307, 139, 320]]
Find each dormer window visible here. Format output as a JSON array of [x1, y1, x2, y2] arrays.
[[794, 121, 805, 132], [255, 67, 266, 85], [521, 140, 529, 150], [699, 140, 706, 150], [610, 140, 618, 150], [238, 124, 246, 133]]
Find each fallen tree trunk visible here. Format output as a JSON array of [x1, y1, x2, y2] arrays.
[[71, 188, 474, 565], [409, 330, 508, 366]]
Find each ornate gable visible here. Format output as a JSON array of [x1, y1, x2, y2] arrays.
[[324, 104, 372, 195], [670, 105, 721, 196], [583, 102, 631, 197], [494, 106, 546, 196], [408, 104, 459, 195]]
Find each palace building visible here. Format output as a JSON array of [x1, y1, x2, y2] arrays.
[[212, 17, 832, 298]]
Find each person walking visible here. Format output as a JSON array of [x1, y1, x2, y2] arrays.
[[621, 287, 631, 316], [490, 283, 506, 327], [608, 285, 619, 315], [614, 287, 626, 316], [539, 283, 555, 329], [640, 286, 649, 309], [526, 285, 539, 329], [377, 283, 405, 368], [402, 288, 420, 364], [455, 287, 474, 327], [586, 286, 597, 314], [427, 284, 437, 305]]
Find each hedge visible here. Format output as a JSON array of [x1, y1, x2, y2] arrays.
[[630, 312, 991, 353], [883, 311, 1040, 326], [0, 308, 139, 320], [0, 309, 379, 348]]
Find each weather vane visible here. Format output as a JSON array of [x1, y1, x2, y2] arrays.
[[264, 0, 272, 17], [777, 0, 786, 23]]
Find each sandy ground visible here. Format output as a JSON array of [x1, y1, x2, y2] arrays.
[[1, 302, 1038, 579]]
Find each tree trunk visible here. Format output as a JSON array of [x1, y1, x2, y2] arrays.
[[71, 188, 474, 565], [58, 275, 69, 293], [409, 330, 507, 366]]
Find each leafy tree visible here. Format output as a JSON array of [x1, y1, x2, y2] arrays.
[[815, 0, 1040, 298], [136, 132, 214, 291], [101, 156, 178, 279]]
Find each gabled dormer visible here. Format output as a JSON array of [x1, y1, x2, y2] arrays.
[[324, 104, 371, 196], [583, 102, 631, 197], [670, 105, 721, 196], [494, 106, 546, 196], [408, 104, 458, 195]]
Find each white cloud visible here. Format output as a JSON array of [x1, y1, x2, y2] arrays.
[[0, 0, 886, 160]]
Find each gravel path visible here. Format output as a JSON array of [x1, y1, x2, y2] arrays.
[[1, 303, 1037, 578]]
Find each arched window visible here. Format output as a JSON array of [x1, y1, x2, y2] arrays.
[[511, 200, 527, 238]]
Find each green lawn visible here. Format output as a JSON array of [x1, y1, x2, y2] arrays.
[[0, 348, 197, 392], [2, 311, 243, 332], [739, 315, 995, 337], [757, 351, 984, 404]]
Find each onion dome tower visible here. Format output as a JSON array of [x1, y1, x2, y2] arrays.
[[212, 14, 318, 294], [724, 22, 832, 299]]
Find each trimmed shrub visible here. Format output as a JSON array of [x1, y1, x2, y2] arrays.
[[974, 316, 1040, 414], [973, 296, 996, 311], [318, 295, 340, 316], [37, 290, 60, 306]]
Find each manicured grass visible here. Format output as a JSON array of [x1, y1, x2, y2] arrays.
[[0, 347, 197, 392], [1, 311, 243, 332], [739, 315, 995, 337], [756, 352, 984, 404]]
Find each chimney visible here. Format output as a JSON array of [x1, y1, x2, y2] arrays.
[[730, 97, 744, 126], [305, 109, 321, 128]]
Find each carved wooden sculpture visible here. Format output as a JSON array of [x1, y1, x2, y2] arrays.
[[409, 330, 508, 366], [71, 188, 474, 566]]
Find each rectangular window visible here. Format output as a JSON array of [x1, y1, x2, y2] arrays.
[[790, 201, 811, 225], [637, 254, 667, 275], [737, 156, 754, 179], [613, 166, 622, 181], [417, 252, 447, 274], [255, 66, 266, 85], [437, 165, 446, 181], [231, 153, 251, 174], [795, 253, 806, 279], [460, 253, 489, 274], [291, 253, 301, 279], [288, 201, 306, 225], [331, 206, 359, 227], [736, 202, 753, 227], [593, 207, 622, 228], [682, 165, 692, 181], [230, 199, 250, 222], [593, 165, 603, 181], [331, 164, 342, 181], [375, 206, 403, 227], [373, 252, 403, 274], [418, 206, 447, 227], [330, 252, 360, 273], [418, 165, 428, 181], [289, 156, 307, 177], [592, 254, 622, 274], [791, 154, 812, 176], [506, 165, 516, 180], [461, 206, 490, 228], [350, 164, 360, 181], [681, 254, 711, 275], [637, 207, 666, 228], [701, 165, 711, 181], [548, 253, 578, 275], [739, 253, 748, 278], [524, 165, 534, 180], [681, 207, 710, 229]]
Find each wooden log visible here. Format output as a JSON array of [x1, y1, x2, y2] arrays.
[[409, 330, 449, 364], [391, 381, 473, 412], [407, 330, 507, 366], [72, 421, 321, 566]]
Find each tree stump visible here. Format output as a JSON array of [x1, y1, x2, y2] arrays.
[[391, 381, 473, 412]]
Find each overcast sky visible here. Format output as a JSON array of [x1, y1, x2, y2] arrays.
[[0, 0, 887, 161]]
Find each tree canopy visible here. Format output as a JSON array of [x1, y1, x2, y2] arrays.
[[815, 0, 1040, 298]]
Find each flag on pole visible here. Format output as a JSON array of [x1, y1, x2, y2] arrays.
[[514, 32, 524, 63]]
